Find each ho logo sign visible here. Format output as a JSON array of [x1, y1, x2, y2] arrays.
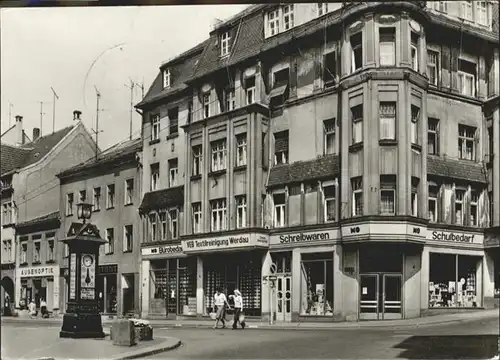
[[350, 226, 360, 234], [413, 227, 421, 234]]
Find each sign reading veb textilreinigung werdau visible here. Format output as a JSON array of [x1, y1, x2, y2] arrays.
[[181, 233, 269, 253]]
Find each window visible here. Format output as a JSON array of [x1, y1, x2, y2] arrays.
[[274, 131, 289, 165], [460, 0, 473, 21], [245, 76, 256, 105], [192, 203, 202, 234], [163, 69, 171, 88], [476, 1, 488, 26], [411, 180, 419, 217], [380, 176, 396, 215], [458, 125, 477, 161], [429, 253, 482, 308], [151, 114, 160, 141], [351, 33, 363, 72], [379, 102, 396, 140], [125, 179, 134, 205], [411, 105, 420, 144], [458, 59, 476, 97], [2, 239, 12, 263], [267, 8, 280, 36], [428, 118, 440, 155], [211, 139, 227, 172], [300, 253, 334, 316], [20, 241, 27, 264], [149, 213, 158, 242], [323, 52, 337, 87], [168, 108, 178, 136], [159, 211, 167, 240], [106, 184, 115, 209], [317, 2, 328, 16], [428, 185, 438, 222], [283, 5, 294, 30], [323, 119, 335, 155], [47, 234, 55, 262], [411, 32, 419, 72], [323, 184, 336, 222], [79, 190, 87, 203], [273, 193, 286, 228], [351, 105, 363, 144], [63, 243, 69, 258], [427, 50, 439, 85], [123, 225, 133, 252], [202, 93, 210, 119], [270, 68, 290, 107], [455, 189, 465, 225], [224, 87, 235, 111], [66, 193, 74, 216], [220, 31, 231, 57], [169, 209, 178, 239], [92, 187, 101, 211], [104, 228, 114, 254], [379, 27, 396, 66], [33, 241, 41, 263], [211, 199, 227, 232], [235, 195, 247, 229], [168, 158, 178, 187], [192, 145, 203, 176], [470, 191, 479, 226], [236, 134, 247, 167], [352, 177, 363, 216], [151, 163, 160, 191]]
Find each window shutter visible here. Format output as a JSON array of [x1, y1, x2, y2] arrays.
[[474, 128, 480, 161], [450, 185, 456, 224], [438, 184, 445, 223], [464, 187, 471, 226]]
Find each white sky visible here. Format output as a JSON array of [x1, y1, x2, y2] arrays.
[[0, 5, 249, 150]]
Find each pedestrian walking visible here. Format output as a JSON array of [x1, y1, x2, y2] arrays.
[[213, 287, 230, 329], [28, 299, 37, 318], [230, 289, 246, 330], [40, 298, 48, 318], [3, 293, 11, 316]]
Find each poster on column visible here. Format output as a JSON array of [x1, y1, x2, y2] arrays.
[[69, 253, 76, 300], [80, 253, 96, 300]]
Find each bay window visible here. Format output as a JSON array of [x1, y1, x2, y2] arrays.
[[192, 145, 203, 176], [273, 193, 286, 228], [192, 203, 202, 234], [211, 199, 227, 232], [411, 32, 419, 72], [380, 176, 396, 215], [411, 179, 419, 217], [211, 139, 227, 172], [379, 102, 396, 140], [351, 105, 363, 144], [236, 195, 247, 229], [352, 177, 363, 216], [379, 27, 396, 66], [236, 133, 247, 167], [428, 185, 438, 222], [411, 105, 420, 145]]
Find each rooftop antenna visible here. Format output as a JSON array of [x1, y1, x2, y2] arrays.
[[125, 78, 135, 140], [91, 86, 103, 160], [8, 102, 13, 127], [39, 101, 45, 135], [50, 87, 59, 133]]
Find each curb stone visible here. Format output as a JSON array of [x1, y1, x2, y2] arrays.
[[109, 337, 182, 360]]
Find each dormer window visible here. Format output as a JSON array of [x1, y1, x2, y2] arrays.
[[283, 5, 294, 31], [163, 69, 171, 88], [460, 1, 473, 21], [221, 31, 231, 57], [265, 5, 294, 38], [267, 9, 280, 37], [318, 3, 328, 17]]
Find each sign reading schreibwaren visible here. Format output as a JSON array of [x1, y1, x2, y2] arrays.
[[270, 230, 338, 246]]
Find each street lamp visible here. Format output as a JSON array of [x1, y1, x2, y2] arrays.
[[59, 202, 106, 339]]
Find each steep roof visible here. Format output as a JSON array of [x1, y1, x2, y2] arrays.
[[1, 125, 32, 144], [57, 138, 142, 178], [427, 156, 488, 184], [1, 125, 74, 176]]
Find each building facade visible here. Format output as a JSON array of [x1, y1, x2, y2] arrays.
[[57, 139, 142, 317], [136, 1, 500, 321], [1, 111, 97, 313]]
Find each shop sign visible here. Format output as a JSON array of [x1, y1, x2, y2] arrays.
[[98, 264, 118, 275], [427, 230, 483, 244], [270, 229, 338, 246], [141, 244, 184, 257], [181, 233, 269, 253], [19, 265, 58, 278]]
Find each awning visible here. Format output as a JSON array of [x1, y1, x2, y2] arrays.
[[269, 82, 289, 99]]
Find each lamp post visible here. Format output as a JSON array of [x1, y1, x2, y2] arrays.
[[59, 202, 106, 339]]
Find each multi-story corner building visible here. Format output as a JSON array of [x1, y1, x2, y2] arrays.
[[0, 111, 97, 314], [56, 138, 142, 317], [136, 1, 500, 322]]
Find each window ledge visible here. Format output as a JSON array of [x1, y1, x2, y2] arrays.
[[234, 165, 247, 172], [124, 203, 134, 207], [149, 139, 160, 146], [209, 169, 227, 177], [32, 261, 41, 265], [411, 143, 422, 152], [349, 142, 363, 152], [167, 133, 179, 140], [19, 262, 28, 267], [46, 260, 56, 264], [191, 174, 202, 181], [379, 139, 398, 146], [2, 223, 15, 229]]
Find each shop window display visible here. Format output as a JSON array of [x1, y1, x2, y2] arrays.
[[300, 252, 333, 316], [428, 253, 481, 308]]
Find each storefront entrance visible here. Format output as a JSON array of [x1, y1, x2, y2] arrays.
[[276, 275, 292, 322], [360, 273, 402, 320]]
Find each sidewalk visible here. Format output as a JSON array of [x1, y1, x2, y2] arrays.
[[0, 324, 181, 360], [2, 308, 498, 330]]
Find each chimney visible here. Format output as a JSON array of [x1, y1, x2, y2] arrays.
[[15, 115, 23, 146], [73, 110, 82, 121], [32, 127, 40, 141]]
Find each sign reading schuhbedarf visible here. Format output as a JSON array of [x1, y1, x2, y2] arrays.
[[427, 230, 483, 245], [181, 233, 269, 253]]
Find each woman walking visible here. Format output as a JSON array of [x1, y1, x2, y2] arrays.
[[230, 289, 246, 330], [213, 287, 230, 329]]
